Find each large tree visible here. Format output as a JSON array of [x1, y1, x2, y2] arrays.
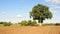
[[30, 4, 53, 24]]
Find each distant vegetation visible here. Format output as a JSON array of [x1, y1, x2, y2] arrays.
[[0, 22, 12, 26], [18, 20, 38, 26], [55, 23, 60, 26], [3, 22, 12, 26], [0, 21, 60, 26], [0, 20, 38, 26]]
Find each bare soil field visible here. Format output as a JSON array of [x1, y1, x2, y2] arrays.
[[0, 26, 60, 34]]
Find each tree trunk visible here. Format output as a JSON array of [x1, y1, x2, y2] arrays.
[[38, 18, 43, 23], [38, 18, 43, 26]]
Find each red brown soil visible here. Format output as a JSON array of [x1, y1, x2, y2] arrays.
[[0, 26, 60, 34]]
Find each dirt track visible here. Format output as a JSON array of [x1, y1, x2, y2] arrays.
[[0, 26, 60, 34]]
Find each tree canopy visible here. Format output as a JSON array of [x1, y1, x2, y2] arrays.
[[30, 4, 53, 23]]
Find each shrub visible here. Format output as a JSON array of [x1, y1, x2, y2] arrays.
[[27, 20, 32, 26], [19, 20, 38, 26], [27, 20, 37, 26], [20, 20, 28, 26], [55, 23, 60, 26], [4, 22, 12, 26], [32, 20, 37, 26]]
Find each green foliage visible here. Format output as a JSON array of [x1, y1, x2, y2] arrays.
[[55, 23, 60, 26], [0, 24, 4, 26], [27, 20, 32, 26], [30, 4, 53, 23], [18, 20, 37, 26], [27, 20, 37, 26], [20, 20, 28, 26], [3, 22, 12, 26]]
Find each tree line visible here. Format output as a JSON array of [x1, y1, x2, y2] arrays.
[[0, 20, 38, 26], [0, 20, 60, 26]]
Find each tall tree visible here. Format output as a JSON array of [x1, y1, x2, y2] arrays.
[[30, 4, 53, 24]]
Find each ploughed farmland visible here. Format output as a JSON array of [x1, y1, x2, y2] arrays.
[[0, 26, 60, 34]]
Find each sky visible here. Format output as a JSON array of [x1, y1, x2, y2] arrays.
[[0, 0, 60, 23]]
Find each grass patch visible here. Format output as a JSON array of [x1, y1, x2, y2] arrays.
[[42, 24, 55, 26], [0, 24, 21, 26], [11, 24, 21, 26], [0, 24, 4, 26]]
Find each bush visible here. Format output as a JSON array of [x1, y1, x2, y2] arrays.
[[32, 20, 37, 26], [20, 20, 28, 26], [55, 23, 60, 26], [27, 20, 37, 26], [19, 20, 38, 26], [4, 22, 12, 26], [27, 20, 32, 26]]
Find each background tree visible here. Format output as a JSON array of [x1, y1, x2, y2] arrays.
[[19, 20, 37, 26], [20, 20, 28, 26], [3, 22, 12, 26], [55, 23, 60, 26], [30, 4, 53, 24]]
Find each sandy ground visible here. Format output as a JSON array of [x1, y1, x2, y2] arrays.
[[0, 26, 60, 34]]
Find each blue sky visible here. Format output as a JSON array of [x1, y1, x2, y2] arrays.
[[0, 0, 60, 23]]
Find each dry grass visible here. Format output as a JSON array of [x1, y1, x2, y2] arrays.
[[0, 26, 60, 34]]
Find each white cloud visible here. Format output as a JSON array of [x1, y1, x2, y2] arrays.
[[52, 11, 57, 14], [15, 15, 22, 18], [6, 14, 24, 23], [51, 5, 60, 8], [12, 14, 24, 18], [54, 6, 60, 8], [45, 0, 60, 4]]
